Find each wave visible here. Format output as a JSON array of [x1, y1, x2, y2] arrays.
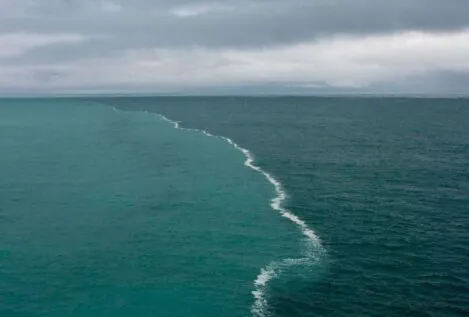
[[110, 105, 325, 317]]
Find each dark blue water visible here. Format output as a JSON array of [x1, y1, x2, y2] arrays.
[[102, 96, 469, 317]]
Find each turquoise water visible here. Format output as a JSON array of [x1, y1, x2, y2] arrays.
[[0, 99, 317, 317], [2, 97, 469, 317]]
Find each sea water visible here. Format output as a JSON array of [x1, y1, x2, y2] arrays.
[[105, 96, 469, 317], [2, 96, 468, 317], [0, 98, 321, 317]]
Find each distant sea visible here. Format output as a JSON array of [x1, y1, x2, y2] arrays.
[[1, 97, 468, 317]]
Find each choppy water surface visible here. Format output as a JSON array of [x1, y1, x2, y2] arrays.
[[107, 96, 469, 317]]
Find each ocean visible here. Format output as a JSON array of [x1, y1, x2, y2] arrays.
[[1, 97, 468, 317]]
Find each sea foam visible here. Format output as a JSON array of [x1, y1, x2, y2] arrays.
[[114, 107, 325, 317]]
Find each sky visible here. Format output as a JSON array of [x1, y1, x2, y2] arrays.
[[1, 0, 469, 95]]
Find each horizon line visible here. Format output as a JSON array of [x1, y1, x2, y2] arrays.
[[1, 93, 469, 99]]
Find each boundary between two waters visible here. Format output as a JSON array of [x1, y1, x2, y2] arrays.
[[110, 105, 325, 317]]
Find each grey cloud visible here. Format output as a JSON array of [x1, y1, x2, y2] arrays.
[[1, 0, 469, 93], [2, 0, 469, 66], [2, 0, 469, 48]]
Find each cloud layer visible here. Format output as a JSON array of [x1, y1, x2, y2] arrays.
[[1, 0, 468, 94]]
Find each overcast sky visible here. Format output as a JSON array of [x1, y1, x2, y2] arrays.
[[1, 0, 469, 95]]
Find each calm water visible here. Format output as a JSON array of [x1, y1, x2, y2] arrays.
[[1, 97, 469, 316]]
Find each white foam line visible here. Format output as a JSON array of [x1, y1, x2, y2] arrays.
[[116, 108, 325, 317]]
